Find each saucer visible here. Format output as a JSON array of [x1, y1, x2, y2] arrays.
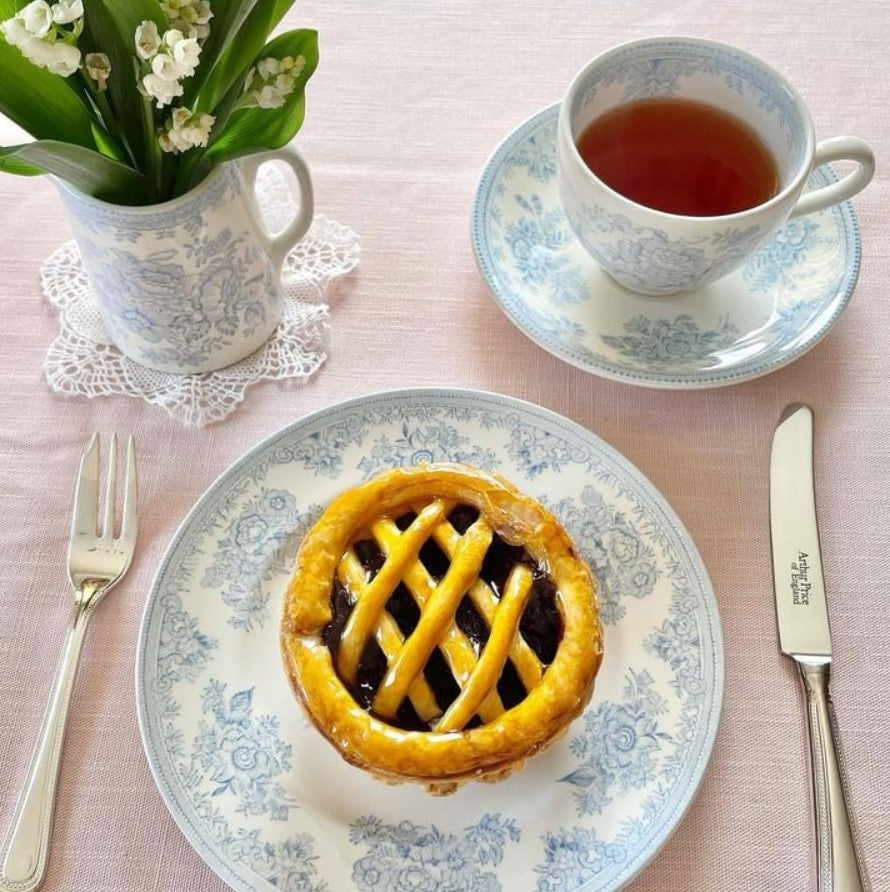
[[471, 104, 861, 389]]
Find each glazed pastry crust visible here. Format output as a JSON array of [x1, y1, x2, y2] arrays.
[[280, 463, 603, 793]]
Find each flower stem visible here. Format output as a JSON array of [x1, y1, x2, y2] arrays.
[[80, 75, 135, 168], [172, 150, 202, 197], [140, 93, 161, 203]]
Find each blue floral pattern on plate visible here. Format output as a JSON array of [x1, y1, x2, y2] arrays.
[[471, 104, 861, 389], [349, 813, 521, 891], [137, 389, 723, 891]]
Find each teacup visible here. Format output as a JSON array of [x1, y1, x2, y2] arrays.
[[557, 36, 874, 295]]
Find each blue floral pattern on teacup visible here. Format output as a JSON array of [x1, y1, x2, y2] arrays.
[[571, 40, 803, 162], [569, 203, 767, 294], [559, 39, 814, 294]]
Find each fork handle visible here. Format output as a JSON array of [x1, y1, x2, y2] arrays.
[[1, 605, 92, 892]]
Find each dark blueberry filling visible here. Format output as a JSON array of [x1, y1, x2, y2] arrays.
[[520, 574, 561, 665], [423, 646, 461, 712], [455, 596, 489, 651], [386, 583, 420, 637], [448, 504, 479, 534], [323, 507, 564, 731]]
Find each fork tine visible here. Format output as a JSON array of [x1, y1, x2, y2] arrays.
[[120, 435, 138, 543], [102, 433, 118, 539], [72, 433, 100, 538]]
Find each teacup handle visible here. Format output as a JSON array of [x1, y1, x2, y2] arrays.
[[240, 145, 314, 275], [790, 136, 874, 218]]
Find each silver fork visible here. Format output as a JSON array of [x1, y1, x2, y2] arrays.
[[0, 434, 138, 892]]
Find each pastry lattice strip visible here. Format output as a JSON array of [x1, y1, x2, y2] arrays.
[[335, 498, 548, 732]]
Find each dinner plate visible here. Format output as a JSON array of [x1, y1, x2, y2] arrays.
[[471, 104, 861, 389], [136, 389, 723, 891]]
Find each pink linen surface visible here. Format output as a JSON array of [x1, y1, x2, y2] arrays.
[[0, 1, 887, 889]]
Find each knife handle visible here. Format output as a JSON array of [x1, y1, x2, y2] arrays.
[[798, 661, 866, 892]]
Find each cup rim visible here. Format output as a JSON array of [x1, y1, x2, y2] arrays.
[[558, 35, 817, 223], [53, 160, 229, 213]]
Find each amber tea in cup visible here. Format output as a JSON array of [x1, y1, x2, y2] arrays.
[[557, 37, 874, 294], [576, 97, 780, 217]]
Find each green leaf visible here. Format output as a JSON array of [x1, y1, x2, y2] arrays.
[[186, 0, 261, 99], [91, 120, 127, 162], [192, 0, 297, 114], [0, 154, 41, 175], [203, 29, 317, 165], [80, 0, 167, 171], [0, 1, 27, 17], [0, 140, 146, 202], [0, 40, 95, 147]]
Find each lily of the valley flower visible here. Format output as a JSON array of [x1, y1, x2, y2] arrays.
[[0, 0, 83, 77], [142, 72, 183, 107], [151, 51, 181, 81], [160, 0, 213, 42], [84, 52, 111, 90], [135, 20, 161, 60], [166, 29, 200, 76], [135, 20, 203, 108], [239, 55, 305, 109], [26, 37, 79, 75], [51, 0, 83, 25], [20, 1, 52, 37], [158, 106, 215, 154]]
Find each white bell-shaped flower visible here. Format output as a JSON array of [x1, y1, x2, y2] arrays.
[[51, 0, 83, 25], [135, 20, 161, 60]]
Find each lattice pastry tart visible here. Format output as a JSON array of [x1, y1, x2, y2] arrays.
[[280, 463, 603, 794]]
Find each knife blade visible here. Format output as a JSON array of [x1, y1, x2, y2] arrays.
[[769, 403, 865, 892], [770, 402, 832, 660]]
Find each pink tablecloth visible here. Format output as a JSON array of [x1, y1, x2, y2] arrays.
[[0, 2, 888, 889]]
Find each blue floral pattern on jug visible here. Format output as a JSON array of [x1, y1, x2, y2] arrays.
[[470, 104, 860, 387], [138, 391, 723, 892], [349, 814, 521, 891], [58, 164, 282, 372]]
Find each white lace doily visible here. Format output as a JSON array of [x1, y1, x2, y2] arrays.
[[41, 169, 359, 427]]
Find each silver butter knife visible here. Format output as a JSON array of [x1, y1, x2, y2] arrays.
[[770, 403, 865, 891]]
